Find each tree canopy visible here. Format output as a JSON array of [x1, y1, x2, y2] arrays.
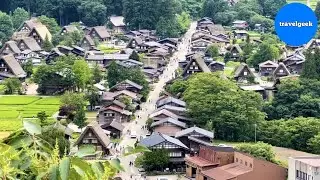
[[182, 73, 265, 141]]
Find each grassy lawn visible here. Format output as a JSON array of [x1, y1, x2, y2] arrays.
[[0, 96, 60, 132], [97, 44, 120, 54], [248, 31, 261, 38], [0, 84, 4, 94], [226, 61, 240, 68]]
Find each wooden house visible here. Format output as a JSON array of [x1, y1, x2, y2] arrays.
[[229, 44, 243, 61], [109, 16, 126, 34], [28, 25, 52, 47], [80, 35, 95, 51], [273, 62, 290, 78], [150, 117, 187, 137], [0, 54, 26, 80], [232, 20, 248, 29], [175, 126, 214, 153], [156, 96, 186, 108], [74, 122, 111, 156], [100, 120, 124, 138], [305, 39, 320, 49], [149, 109, 190, 122], [71, 46, 85, 57], [208, 61, 225, 72], [140, 132, 189, 171], [234, 63, 255, 82], [88, 26, 111, 42], [60, 25, 79, 35], [182, 54, 211, 78], [97, 105, 132, 124], [287, 60, 305, 74], [0, 41, 21, 56], [233, 30, 248, 40], [17, 37, 42, 52], [109, 79, 143, 94], [18, 18, 42, 33], [259, 60, 278, 76]]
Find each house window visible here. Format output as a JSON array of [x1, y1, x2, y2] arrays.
[[83, 139, 89, 144], [279, 69, 284, 73], [92, 139, 98, 143], [244, 71, 248, 75], [194, 66, 198, 70], [169, 152, 182, 157], [250, 163, 252, 168]]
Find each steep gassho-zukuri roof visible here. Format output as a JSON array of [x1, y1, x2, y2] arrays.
[[74, 122, 111, 149], [0, 54, 26, 78]]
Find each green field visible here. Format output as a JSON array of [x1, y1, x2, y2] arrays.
[[287, 0, 317, 9], [0, 96, 60, 131]]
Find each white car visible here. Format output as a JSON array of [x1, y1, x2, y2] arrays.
[[130, 131, 137, 138], [157, 178, 168, 180]]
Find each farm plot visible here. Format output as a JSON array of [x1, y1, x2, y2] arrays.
[[0, 96, 60, 132]]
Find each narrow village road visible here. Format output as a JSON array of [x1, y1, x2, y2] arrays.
[[117, 22, 197, 179]]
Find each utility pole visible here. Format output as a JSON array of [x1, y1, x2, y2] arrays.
[[254, 123, 257, 143]]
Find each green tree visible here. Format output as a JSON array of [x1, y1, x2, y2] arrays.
[[0, 11, 13, 43], [78, 1, 107, 26], [214, 11, 237, 26], [74, 107, 87, 129], [38, 15, 61, 34], [315, 1, 320, 20], [301, 49, 320, 80], [3, 78, 21, 94], [258, 0, 286, 18], [206, 44, 219, 58], [37, 111, 48, 126], [156, 16, 181, 38], [176, 11, 191, 34], [235, 142, 278, 163], [11, 7, 29, 29], [72, 59, 92, 91], [202, 0, 228, 22], [22, 59, 33, 77], [129, 51, 140, 61], [91, 64, 103, 84], [183, 73, 265, 141], [249, 14, 274, 32], [308, 133, 320, 154], [166, 78, 187, 95], [42, 34, 53, 51], [248, 43, 280, 69], [140, 149, 170, 171], [85, 87, 100, 110]]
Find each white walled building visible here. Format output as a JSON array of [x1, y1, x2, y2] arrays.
[[289, 156, 320, 180]]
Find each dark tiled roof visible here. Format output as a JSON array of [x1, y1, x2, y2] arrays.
[[140, 132, 189, 149], [175, 126, 214, 139], [151, 117, 187, 128], [109, 120, 125, 131], [156, 96, 186, 107]]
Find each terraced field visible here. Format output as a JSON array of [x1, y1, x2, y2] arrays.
[[0, 96, 60, 131], [287, 0, 318, 9]]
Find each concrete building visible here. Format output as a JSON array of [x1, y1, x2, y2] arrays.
[[288, 156, 320, 180]]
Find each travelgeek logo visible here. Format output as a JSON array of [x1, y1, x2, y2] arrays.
[[275, 3, 317, 46], [279, 21, 313, 28]]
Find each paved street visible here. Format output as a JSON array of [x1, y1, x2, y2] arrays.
[[117, 22, 197, 179]]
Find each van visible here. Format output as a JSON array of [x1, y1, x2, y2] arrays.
[[130, 131, 137, 138]]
